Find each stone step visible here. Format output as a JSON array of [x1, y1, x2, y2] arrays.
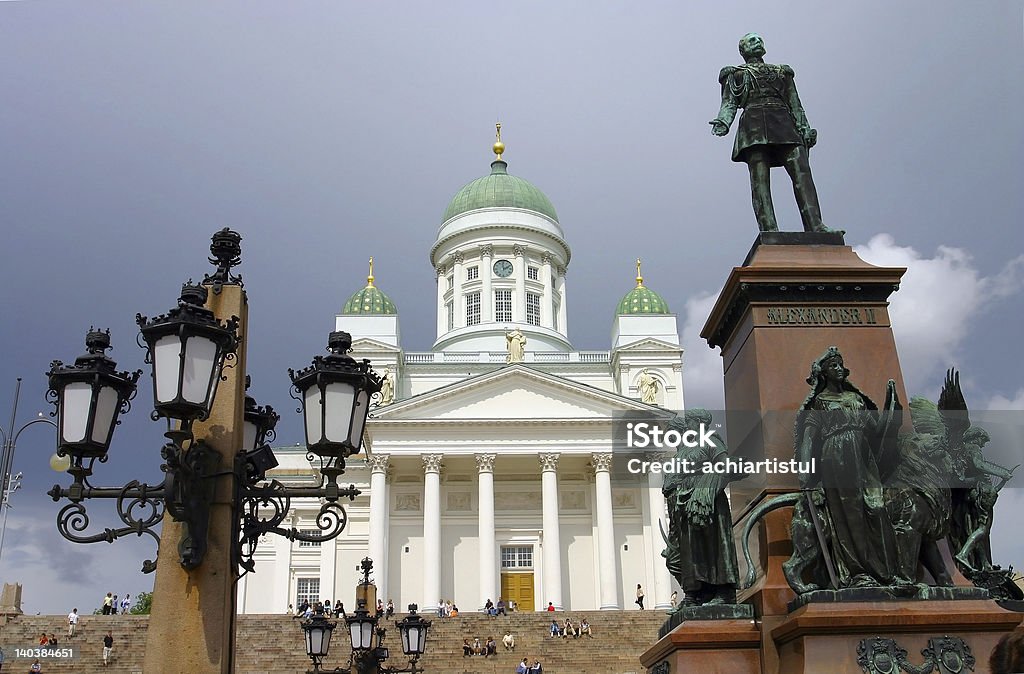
[[0, 610, 665, 673]]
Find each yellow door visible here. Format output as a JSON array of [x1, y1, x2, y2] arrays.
[[501, 572, 535, 612]]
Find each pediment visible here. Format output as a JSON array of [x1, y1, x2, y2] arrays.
[[350, 337, 402, 353], [371, 365, 656, 421], [615, 338, 681, 352]]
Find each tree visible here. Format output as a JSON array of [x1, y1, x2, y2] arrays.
[[130, 591, 153, 615]]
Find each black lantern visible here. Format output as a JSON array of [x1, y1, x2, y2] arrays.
[[396, 605, 430, 656], [289, 331, 381, 460], [302, 614, 336, 666], [243, 378, 280, 452], [345, 604, 377, 652], [136, 283, 239, 423], [46, 329, 141, 459]]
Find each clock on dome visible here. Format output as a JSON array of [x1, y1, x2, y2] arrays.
[[493, 259, 514, 278]]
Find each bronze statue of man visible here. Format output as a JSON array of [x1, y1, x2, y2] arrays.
[[711, 33, 829, 234]]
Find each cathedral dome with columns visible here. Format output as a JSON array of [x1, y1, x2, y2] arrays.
[[429, 127, 572, 353]]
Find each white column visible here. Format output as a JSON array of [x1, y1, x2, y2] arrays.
[[422, 454, 443, 613], [513, 244, 527, 322], [273, 514, 295, 612], [452, 251, 465, 328], [556, 268, 568, 335], [646, 456, 674, 609], [319, 531, 338, 603], [476, 453, 497, 609], [435, 266, 446, 338], [480, 245, 494, 324], [592, 452, 620, 609], [539, 453, 563, 610], [540, 253, 553, 328], [368, 454, 391, 601]]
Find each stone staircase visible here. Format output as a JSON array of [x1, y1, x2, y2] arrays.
[[0, 610, 666, 673]]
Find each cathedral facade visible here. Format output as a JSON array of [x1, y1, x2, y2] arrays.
[[238, 137, 684, 614]]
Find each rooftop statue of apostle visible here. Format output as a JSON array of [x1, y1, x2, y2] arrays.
[[711, 33, 834, 235]]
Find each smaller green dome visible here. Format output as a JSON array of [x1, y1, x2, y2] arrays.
[[617, 286, 670, 315], [342, 258, 397, 315], [616, 260, 669, 314], [342, 285, 397, 315]]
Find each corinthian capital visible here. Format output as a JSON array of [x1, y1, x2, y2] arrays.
[[538, 452, 560, 472], [591, 452, 613, 473], [422, 453, 444, 474], [367, 453, 391, 474], [475, 453, 497, 473]]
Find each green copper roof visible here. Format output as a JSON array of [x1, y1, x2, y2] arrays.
[[617, 286, 670, 315], [342, 285, 397, 315], [442, 160, 558, 223]]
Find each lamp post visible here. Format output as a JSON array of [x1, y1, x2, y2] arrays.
[[0, 378, 57, 562], [300, 558, 431, 674], [44, 228, 382, 673]]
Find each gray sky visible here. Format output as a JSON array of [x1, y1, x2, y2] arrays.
[[0, 2, 1021, 614]]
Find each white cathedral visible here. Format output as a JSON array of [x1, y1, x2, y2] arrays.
[[238, 134, 685, 615]]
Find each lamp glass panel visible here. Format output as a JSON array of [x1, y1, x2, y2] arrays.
[[243, 420, 258, 453], [321, 624, 333, 656], [153, 335, 183, 404], [307, 622, 323, 655], [349, 621, 362, 650], [303, 387, 321, 445], [323, 382, 355, 443], [348, 389, 370, 448], [360, 621, 374, 650], [407, 625, 422, 654], [90, 385, 119, 444], [401, 627, 410, 654], [182, 335, 217, 404], [61, 382, 92, 444]]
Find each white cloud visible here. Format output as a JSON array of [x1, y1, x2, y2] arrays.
[[854, 235, 1024, 394], [680, 291, 724, 411], [986, 389, 1024, 411], [1, 503, 154, 615]]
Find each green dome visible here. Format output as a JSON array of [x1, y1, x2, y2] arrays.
[[617, 285, 670, 315], [442, 160, 558, 223], [342, 284, 397, 315]]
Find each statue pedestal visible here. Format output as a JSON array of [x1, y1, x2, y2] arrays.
[[700, 233, 909, 619], [641, 615, 762, 674], [773, 599, 1022, 673]]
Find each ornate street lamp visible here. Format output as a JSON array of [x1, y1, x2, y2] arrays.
[[46, 329, 141, 461], [300, 558, 430, 674], [136, 283, 239, 425], [46, 229, 377, 578]]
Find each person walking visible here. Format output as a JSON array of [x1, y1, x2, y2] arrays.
[[102, 631, 113, 668], [635, 584, 645, 610], [66, 608, 79, 639]]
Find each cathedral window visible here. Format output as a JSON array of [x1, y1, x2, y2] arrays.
[[296, 578, 320, 607], [446, 301, 454, 331], [446, 274, 453, 290], [501, 545, 533, 569], [527, 266, 539, 280], [494, 289, 512, 323], [467, 266, 479, 281], [526, 292, 541, 326], [466, 292, 481, 326]]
